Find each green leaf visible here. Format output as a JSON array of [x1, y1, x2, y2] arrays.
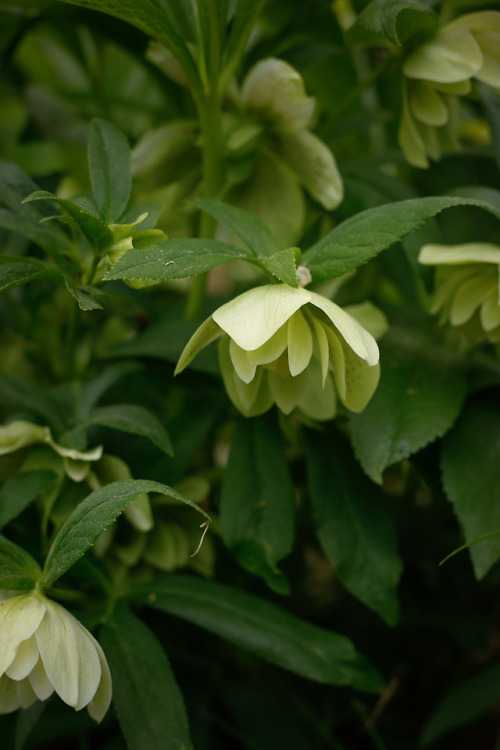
[[78, 362, 144, 418], [421, 664, 500, 746], [88, 118, 131, 223], [348, 0, 437, 46], [191, 199, 282, 257], [0, 470, 57, 531], [0, 257, 60, 294], [0, 535, 41, 590], [23, 191, 113, 254], [223, 0, 266, 78], [441, 400, 500, 580], [0, 208, 71, 260], [305, 429, 402, 625], [85, 404, 173, 456], [105, 238, 252, 281], [100, 604, 192, 750], [57, 0, 201, 95], [220, 414, 295, 594], [41, 479, 210, 585], [63, 278, 104, 311], [129, 576, 384, 692], [349, 334, 467, 484], [303, 197, 500, 283]]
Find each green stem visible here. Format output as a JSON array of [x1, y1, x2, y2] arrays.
[[185, 0, 224, 321]]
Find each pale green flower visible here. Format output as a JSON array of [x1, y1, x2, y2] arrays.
[[0, 421, 102, 482], [398, 11, 500, 167], [418, 242, 500, 342], [0, 590, 111, 722], [176, 284, 380, 419]]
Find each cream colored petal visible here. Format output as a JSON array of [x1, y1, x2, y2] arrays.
[[297, 363, 337, 422], [447, 11, 500, 36], [403, 25, 483, 83], [15, 677, 38, 709], [287, 310, 313, 376], [343, 302, 389, 341], [398, 87, 429, 168], [419, 242, 500, 265], [277, 131, 344, 210], [247, 323, 288, 365], [213, 285, 312, 351], [63, 458, 91, 482], [219, 337, 273, 416], [0, 594, 46, 676], [28, 657, 55, 701], [449, 273, 496, 325], [0, 674, 23, 714], [0, 421, 47, 456], [5, 635, 39, 680], [36, 599, 100, 709], [410, 81, 448, 126], [475, 53, 500, 87], [175, 316, 223, 374], [430, 266, 475, 314], [229, 339, 257, 384], [268, 370, 307, 414], [311, 317, 330, 386], [480, 292, 500, 331], [241, 58, 315, 132], [432, 80, 471, 95], [86, 639, 112, 723], [419, 121, 441, 162], [49, 439, 103, 462], [309, 293, 379, 365]]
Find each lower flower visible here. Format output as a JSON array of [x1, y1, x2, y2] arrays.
[[0, 590, 111, 722], [176, 284, 381, 419]]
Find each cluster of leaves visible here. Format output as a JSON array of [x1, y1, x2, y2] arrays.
[[1, 0, 500, 749]]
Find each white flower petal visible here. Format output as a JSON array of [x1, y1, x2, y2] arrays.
[[429, 266, 474, 314], [480, 292, 500, 331], [213, 285, 312, 351], [311, 317, 330, 386], [0, 421, 47, 456], [409, 81, 448, 126], [219, 337, 273, 416], [449, 272, 495, 325], [0, 674, 23, 714], [5, 634, 39, 680], [28, 657, 55, 701], [229, 339, 257, 383], [309, 292, 379, 365], [398, 83, 429, 168], [297, 363, 337, 422], [71, 619, 103, 711], [323, 326, 346, 402], [86, 639, 112, 723], [63, 458, 91, 482], [419, 242, 500, 266], [287, 310, 313, 376], [247, 324, 288, 365], [341, 345, 381, 413], [15, 676, 38, 709], [0, 594, 46, 676], [403, 24, 483, 83]]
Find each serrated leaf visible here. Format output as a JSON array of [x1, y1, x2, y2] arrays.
[[0, 258, 60, 294], [105, 238, 252, 281], [0, 535, 41, 590], [220, 414, 295, 594], [0, 207, 71, 259], [0, 470, 57, 530], [303, 197, 500, 283], [23, 191, 113, 254], [86, 404, 173, 456], [305, 429, 402, 625], [421, 664, 500, 746], [441, 400, 500, 580], [348, 0, 437, 46], [100, 604, 192, 750], [42, 479, 210, 585], [88, 119, 131, 223], [129, 576, 384, 692], [350, 334, 467, 483], [63, 278, 103, 310]]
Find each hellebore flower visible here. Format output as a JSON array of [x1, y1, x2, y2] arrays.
[[0, 590, 111, 721], [398, 11, 500, 167], [175, 284, 380, 419], [418, 242, 500, 342]]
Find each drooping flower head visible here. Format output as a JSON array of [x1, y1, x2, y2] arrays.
[[0, 590, 111, 721], [418, 242, 500, 343], [398, 11, 500, 167], [176, 284, 380, 420]]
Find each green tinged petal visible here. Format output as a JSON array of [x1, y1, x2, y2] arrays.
[[229, 339, 257, 383], [309, 292, 379, 365], [449, 272, 495, 325], [218, 337, 273, 417], [0, 595, 45, 676], [268, 369, 307, 414], [419, 242, 500, 266], [175, 316, 223, 374], [403, 24, 483, 83], [0, 421, 47, 456], [297, 363, 337, 422], [480, 293, 500, 331], [287, 310, 313, 376], [409, 82, 448, 126], [341, 349, 380, 413], [247, 323, 288, 365]]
